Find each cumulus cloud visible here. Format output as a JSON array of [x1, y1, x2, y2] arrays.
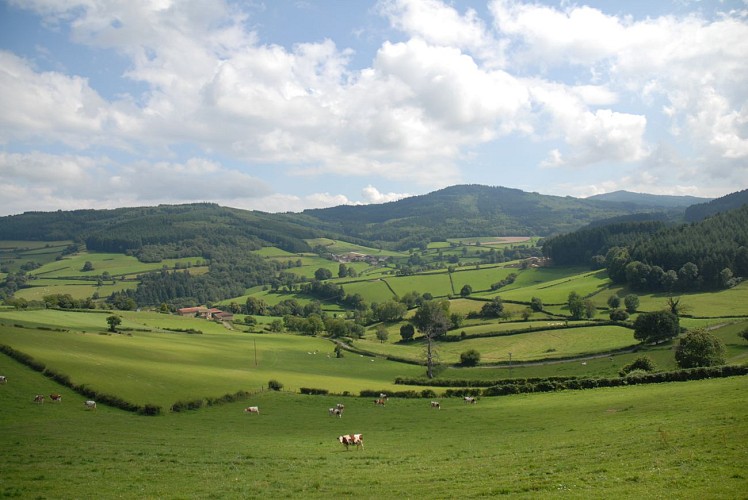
[[0, 151, 271, 214], [1, 0, 746, 214], [361, 185, 411, 204]]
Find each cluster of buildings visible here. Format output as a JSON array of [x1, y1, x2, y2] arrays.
[[176, 306, 233, 321]]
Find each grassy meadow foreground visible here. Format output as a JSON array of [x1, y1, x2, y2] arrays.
[[1, 356, 746, 499]]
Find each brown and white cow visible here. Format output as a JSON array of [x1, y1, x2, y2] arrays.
[[430, 401, 441, 409], [33, 394, 45, 404], [337, 433, 364, 450], [84, 400, 97, 410], [50, 393, 62, 403], [463, 396, 477, 404], [244, 406, 260, 414], [374, 398, 386, 406]]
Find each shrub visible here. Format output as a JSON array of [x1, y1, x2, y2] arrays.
[[609, 308, 629, 321], [138, 404, 162, 416], [300, 387, 329, 395], [459, 349, 481, 366], [268, 379, 284, 391], [675, 329, 726, 368], [619, 356, 657, 376]]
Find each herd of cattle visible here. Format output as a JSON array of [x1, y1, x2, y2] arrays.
[[242, 393, 479, 451], [0, 376, 97, 410], [2, 374, 481, 449]]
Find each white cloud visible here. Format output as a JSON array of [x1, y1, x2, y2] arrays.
[[2, 0, 746, 213], [0, 152, 272, 215], [361, 185, 411, 204], [378, 0, 504, 65], [0, 51, 113, 147]]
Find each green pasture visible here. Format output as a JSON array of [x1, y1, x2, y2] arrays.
[[305, 238, 401, 258], [14, 280, 139, 301], [0, 356, 745, 499], [497, 268, 609, 303], [450, 264, 519, 293], [253, 246, 302, 258], [0, 323, 424, 407], [385, 272, 453, 298], [356, 325, 637, 364], [29, 252, 202, 279], [340, 278, 396, 303]]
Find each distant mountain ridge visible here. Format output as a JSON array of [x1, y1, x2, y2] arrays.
[[684, 188, 748, 222], [0, 184, 732, 251], [586, 190, 712, 208], [303, 185, 691, 247]]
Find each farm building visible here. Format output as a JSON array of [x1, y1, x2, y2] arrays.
[[177, 307, 233, 321]]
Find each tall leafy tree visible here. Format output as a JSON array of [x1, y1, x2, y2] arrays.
[[411, 300, 450, 378], [633, 311, 679, 344], [567, 291, 585, 320], [675, 329, 726, 368]]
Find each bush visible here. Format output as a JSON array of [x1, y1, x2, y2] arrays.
[[609, 308, 629, 321], [459, 349, 481, 367], [300, 387, 328, 395], [268, 379, 284, 391], [675, 329, 726, 368], [619, 356, 657, 376]]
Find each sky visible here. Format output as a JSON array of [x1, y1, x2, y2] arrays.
[[0, 0, 747, 217]]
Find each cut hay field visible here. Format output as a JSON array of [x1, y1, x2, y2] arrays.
[[0, 356, 745, 499]]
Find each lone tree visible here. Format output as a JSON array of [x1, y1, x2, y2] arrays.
[[399, 323, 415, 342], [82, 261, 94, 272], [480, 297, 504, 318], [106, 315, 121, 332], [460, 349, 481, 367], [567, 291, 585, 320], [411, 300, 450, 378], [675, 329, 726, 368], [314, 268, 333, 281], [530, 297, 543, 312], [739, 327, 748, 343], [375, 324, 389, 343], [623, 294, 639, 313], [633, 311, 679, 344]]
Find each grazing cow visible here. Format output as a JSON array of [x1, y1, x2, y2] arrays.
[[34, 394, 45, 404], [244, 406, 260, 414], [463, 396, 477, 404], [50, 393, 62, 403], [84, 400, 97, 410], [338, 433, 364, 450], [0, 375, 7, 384], [430, 401, 441, 409], [374, 398, 386, 406], [328, 407, 343, 418]]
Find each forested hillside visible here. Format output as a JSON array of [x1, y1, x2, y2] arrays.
[[0, 203, 321, 255], [543, 203, 748, 291], [684, 188, 748, 222], [302, 184, 672, 248]]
